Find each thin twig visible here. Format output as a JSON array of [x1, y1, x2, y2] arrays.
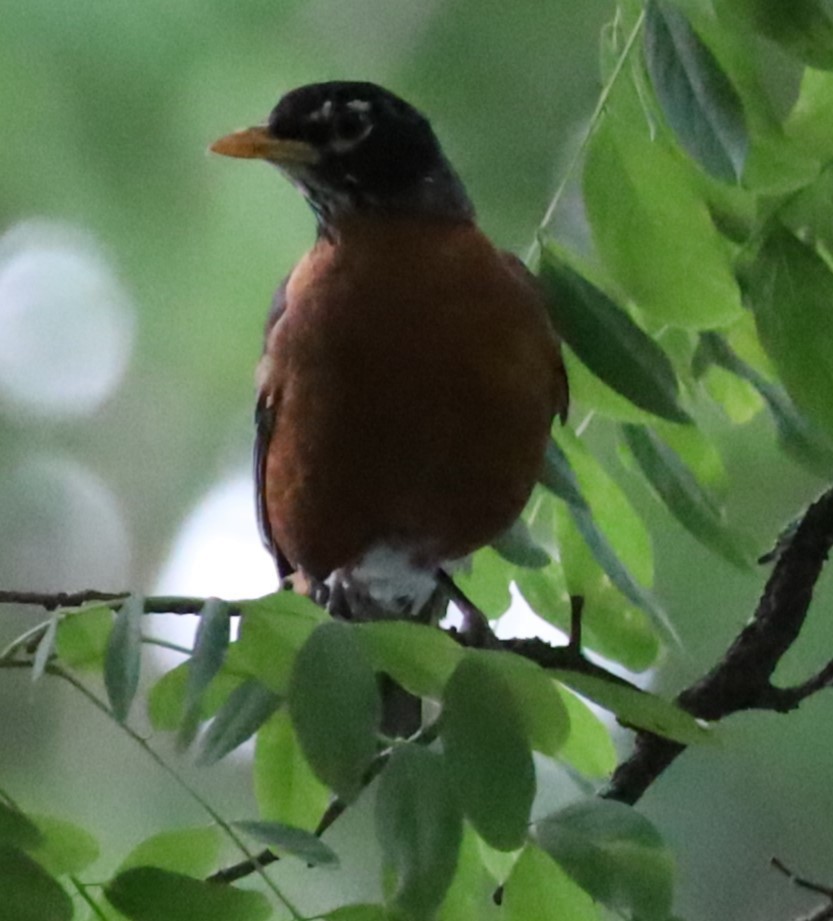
[[605, 486, 833, 804]]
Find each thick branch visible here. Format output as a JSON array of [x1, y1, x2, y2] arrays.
[[605, 486, 833, 805]]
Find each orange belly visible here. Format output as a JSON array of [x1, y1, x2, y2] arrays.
[[260, 216, 566, 581]]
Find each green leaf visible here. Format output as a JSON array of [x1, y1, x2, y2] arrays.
[[318, 906, 390, 921], [55, 605, 112, 671], [375, 745, 463, 919], [0, 801, 42, 850], [491, 519, 550, 569], [28, 815, 99, 877], [178, 597, 231, 749], [718, 0, 833, 70], [453, 548, 514, 619], [104, 867, 271, 921], [440, 655, 535, 851], [148, 661, 242, 732], [473, 651, 570, 756], [621, 424, 754, 569], [227, 591, 327, 694], [583, 112, 742, 328], [197, 680, 282, 766], [235, 820, 338, 866], [254, 710, 330, 828], [104, 595, 144, 723], [554, 685, 617, 778], [117, 826, 221, 878], [438, 827, 503, 921], [32, 615, 59, 683], [554, 671, 711, 745], [538, 251, 689, 423], [289, 621, 381, 801], [645, 1, 747, 181], [695, 332, 833, 477], [0, 844, 72, 921], [504, 844, 597, 921], [747, 226, 833, 442], [356, 622, 463, 699], [533, 800, 674, 921]]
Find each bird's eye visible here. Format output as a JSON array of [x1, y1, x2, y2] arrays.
[[332, 108, 372, 147]]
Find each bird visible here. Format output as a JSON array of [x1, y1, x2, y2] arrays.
[[211, 81, 568, 726]]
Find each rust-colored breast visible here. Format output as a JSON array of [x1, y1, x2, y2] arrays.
[[257, 215, 568, 580]]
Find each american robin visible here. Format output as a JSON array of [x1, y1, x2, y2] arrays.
[[211, 81, 568, 703]]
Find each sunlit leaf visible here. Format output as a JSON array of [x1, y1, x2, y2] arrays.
[[645, 1, 747, 181], [197, 680, 282, 766], [554, 671, 711, 745], [539, 250, 690, 423], [440, 655, 535, 851], [118, 826, 221, 878], [254, 710, 330, 829], [0, 845, 72, 921], [438, 826, 503, 921], [54, 605, 112, 671], [227, 591, 327, 694], [375, 745, 463, 919], [533, 800, 674, 921], [235, 820, 338, 867], [491, 518, 550, 569], [105, 867, 271, 921], [554, 684, 617, 778], [289, 621, 380, 801], [356, 621, 463, 699], [148, 661, 242, 732], [28, 815, 99, 877], [504, 844, 597, 921], [454, 548, 514, 619], [583, 113, 742, 327]]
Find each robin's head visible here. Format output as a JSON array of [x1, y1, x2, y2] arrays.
[[210, 81, 474, 227]]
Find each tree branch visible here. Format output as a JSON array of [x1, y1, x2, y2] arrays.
[[605, 486, 833, 805]]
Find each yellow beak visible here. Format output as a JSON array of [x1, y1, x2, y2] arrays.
[[209, 125, 319, 165]]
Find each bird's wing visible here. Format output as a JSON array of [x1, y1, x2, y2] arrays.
[[254, 278, 294, 580], [502, 252, 570, 423]]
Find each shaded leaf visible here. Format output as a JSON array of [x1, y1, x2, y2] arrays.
[[533, 799, 674, 921], [235, 820, 338, 866], [117, 826, 221, 878], [539, 249, 689, 423], [504, 844, 597, 921], [254, 710, 330, 828], [289, 621, 380, 801], [747, 226, 833, 441], [491, 519, 550, 569], [621, 424, 754, 568], [319, 907, 390, 921], [454, 547, 514, 619], [197, 680, 282, 766], [719, 0, 833, 70], [356, 621, 463, 699], [178, 597, 231, 749], [696, 331, 833, 477], [104, 595, 144, 723], [646, 0, 747, 181], [440, 655, 535, 851], [0, 844, 72, 921], [148, 661, 242, 732], [474, 651, 570, 756], [375, 745, 463, 919], [554, 671, 711, 745], [583, 113, 742, 327], [104, 867, 270, 921], [0, 801, 42, 850], [32, 615, 59, 684]]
